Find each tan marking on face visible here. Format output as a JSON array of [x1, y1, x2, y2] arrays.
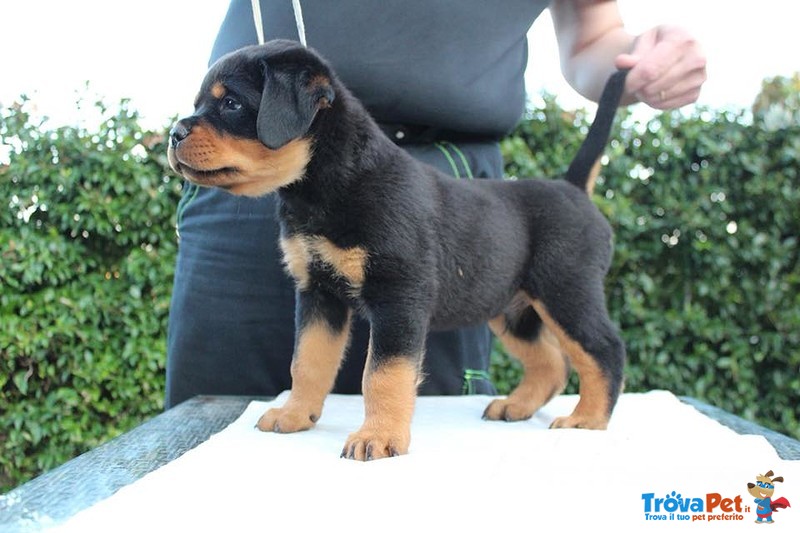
[[308, 75, 332, 108], [530, 299, 611, 429], [308, 74, 330, 89], [278, 235, 369, 294], [168, 120, 312, 197], [484, 317, 569, 421], [343, 354, 420, 460], [211, 82, 226, 99]]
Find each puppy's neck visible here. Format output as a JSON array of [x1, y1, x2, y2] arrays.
[[279, 81, 395, 208]]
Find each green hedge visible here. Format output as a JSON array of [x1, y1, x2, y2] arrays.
[[2, 76, 799, 493], [0, 99, 180, 492]]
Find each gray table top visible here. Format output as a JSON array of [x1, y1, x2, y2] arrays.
[[1, 395, 798, 531]]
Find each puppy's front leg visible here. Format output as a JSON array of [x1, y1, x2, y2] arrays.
[[257, 289, 351, 433], [341, 311, 425, 460]]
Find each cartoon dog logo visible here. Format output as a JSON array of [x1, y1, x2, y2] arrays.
[[747, 470, 791, 524]]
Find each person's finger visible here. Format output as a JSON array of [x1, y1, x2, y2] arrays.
[[624, 39, 685, 93], [614, 27, 658, 76], [653, 86, 702, 110], [635, 63, 707, 109], [622, 25, 704, 87], [615, 53, 640, 70]]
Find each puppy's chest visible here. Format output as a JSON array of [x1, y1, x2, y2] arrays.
[[279, 234, 368, 298]]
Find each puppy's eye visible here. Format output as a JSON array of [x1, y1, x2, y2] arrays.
[[222, 96, 242, 111]]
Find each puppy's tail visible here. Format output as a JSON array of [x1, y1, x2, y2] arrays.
[[564, 68, 630, 195]]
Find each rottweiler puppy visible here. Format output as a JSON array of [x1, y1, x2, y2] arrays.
[[168, 39, 628, 461]]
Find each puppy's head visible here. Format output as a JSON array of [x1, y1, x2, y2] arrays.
[[168, 40, 335, 196]]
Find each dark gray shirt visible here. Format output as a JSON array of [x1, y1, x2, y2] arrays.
[[211, 0, 550, 138]]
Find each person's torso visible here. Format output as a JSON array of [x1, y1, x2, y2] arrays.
[[211, 0, 549, 138]]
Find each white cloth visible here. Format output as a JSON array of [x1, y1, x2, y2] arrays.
[[54, 391, 799, 532]]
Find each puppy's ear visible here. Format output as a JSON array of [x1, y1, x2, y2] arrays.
[[257, 65, 334, 150]]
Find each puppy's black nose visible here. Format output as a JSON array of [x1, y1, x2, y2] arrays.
[[169, 121, 191, 147]]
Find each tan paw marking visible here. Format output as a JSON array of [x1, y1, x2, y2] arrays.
[[341, 427, 409, 461], [482, 398, 537, 422], [256, 405, 318, 433], [549, 414, 609, 430]]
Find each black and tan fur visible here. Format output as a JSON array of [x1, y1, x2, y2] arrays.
[[168, 40, 629, 461]]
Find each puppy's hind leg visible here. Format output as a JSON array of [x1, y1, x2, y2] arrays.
[[527, 287, 625, 430], [483, 300, 570, 422]]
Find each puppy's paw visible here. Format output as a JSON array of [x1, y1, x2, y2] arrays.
[[340, 427, 409, 461], [482, 398, 536, 422], [256, 405, 318, 433], [549, 414, 608, 430]]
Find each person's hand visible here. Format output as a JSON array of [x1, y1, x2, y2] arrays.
[[615, 25, 707, 110]]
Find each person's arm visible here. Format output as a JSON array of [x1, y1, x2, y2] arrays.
[[549, 0, 707, 109]]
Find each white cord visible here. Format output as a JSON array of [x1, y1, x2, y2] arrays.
[[291, 0, 307, 47], [251, 1, 307, 47], [251, 0, 265, 45]]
